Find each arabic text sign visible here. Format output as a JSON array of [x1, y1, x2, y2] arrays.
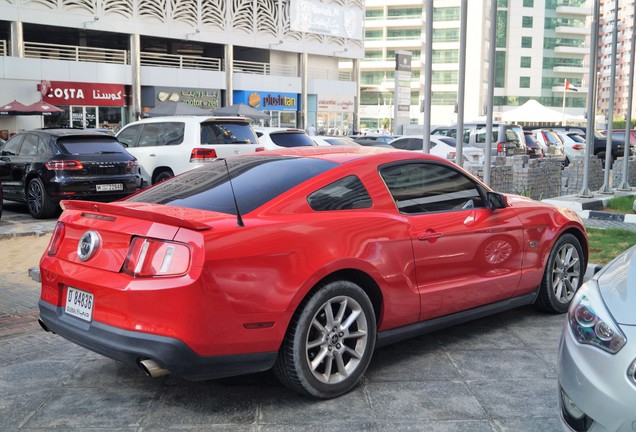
[[41, 81, 126, 107], [290, 0, 363, 40]]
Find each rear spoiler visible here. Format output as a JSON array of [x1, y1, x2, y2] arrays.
[[60, 200, 213, 231]]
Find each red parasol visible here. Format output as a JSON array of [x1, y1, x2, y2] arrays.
[[24, 100, 64, 115], [0, 100, 33, 115]]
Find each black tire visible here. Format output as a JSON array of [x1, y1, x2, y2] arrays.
[[535, 233, 584, 314], [153, 169, 173, 184], [26, 178, 57, 219], [274, 280, 376, 399]]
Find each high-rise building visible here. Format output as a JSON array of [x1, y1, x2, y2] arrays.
[[597, 0, 636, 122], [350, 0, 591, 131]]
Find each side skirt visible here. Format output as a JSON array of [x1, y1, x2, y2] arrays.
[[376, 292, 538, 349]]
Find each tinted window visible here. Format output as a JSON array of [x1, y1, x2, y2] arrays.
[[201, 122, 257, 144], [136, 122, 185, 147], [437, 137, 456, 147], [127, 156, 338, 214], [380, 162, 484, 214], [391, 138, 416, 151], [58, 138, 127, 155], [505, 127, 523, 144], [569, 134, 585, 143], [269, 132, 315, 148], [543, 131, 562, 145], [19, 134, 40, 156], [308, 176, 372, 211], [117, 125, 142, 147], [1, 135, 24, 155]]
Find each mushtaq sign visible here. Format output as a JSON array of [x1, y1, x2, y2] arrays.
[[39, 81, 126, 107]]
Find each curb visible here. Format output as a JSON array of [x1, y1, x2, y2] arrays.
[[583, 210, 636, 223]]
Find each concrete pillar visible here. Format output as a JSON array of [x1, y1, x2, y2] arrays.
[[129, 33, 141, 122], [10, 21, 24, 57], [300, 52, 308, 129], [225, 44, 233, 106]]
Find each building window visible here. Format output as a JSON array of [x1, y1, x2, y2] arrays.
[[495, 52, 506, 88], [497, 0, 508, 6], [433, 28, 459, 43], [521, 36, 532, 48], [433, 7, 460, 21], [520, 77, 531, 88], [432, 70, 459, 85], [365, 30, 383, 40], [496, 11, 508, 48], [522, 16, 533, 28], [523, 0, 534, 7], [431, 91, 458, 105], [432, 49, 459, 64], [520, 56, 531, 68]]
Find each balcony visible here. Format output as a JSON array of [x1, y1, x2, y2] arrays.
[[233, 60, 296, 77], [554, 46, 588, 56], [140, 52, 220, 71], [556, 5, 592, 17], [0, 40, 5, 56], [24, 42, 128, 64], [553, 65, 587, 75], [555, 26, 588, 37]]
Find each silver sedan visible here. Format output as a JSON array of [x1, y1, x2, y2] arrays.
[[558, 245, 636, 431]]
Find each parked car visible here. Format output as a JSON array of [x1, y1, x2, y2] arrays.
[[531, 129, 566, 165], [523, 131, 544, 159], [388, 135, 484, 165], [553, 126, 628, 166], [432, 122, 526, 157], [351, 135, 394, 147], [320, 136, 360, 147], [558, 244, 636, 432], [606, 129, 636, 146], [38, 146, 588, 399], [0, 129, 141, 219], [117, 116, 262, 186], [555, 131, 586, 165], [253, 127, 316, 150]]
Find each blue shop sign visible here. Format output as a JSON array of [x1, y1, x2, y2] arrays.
[[234, 91, 299, 111]]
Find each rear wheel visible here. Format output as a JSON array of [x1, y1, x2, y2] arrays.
[[153, 169, 173, 184], [535, 234, 584, 313], [274, 280, 376, 399], [26, 178, 57, 219]]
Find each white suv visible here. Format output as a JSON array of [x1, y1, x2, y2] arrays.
[[117, 116, 262, 186], [253, 127, 316, 150]]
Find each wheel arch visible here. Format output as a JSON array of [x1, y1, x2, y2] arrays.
[[151, 166, 174, 183], [562, 227, 589, 269]]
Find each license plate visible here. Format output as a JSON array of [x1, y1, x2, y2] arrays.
[[96, 183, 123, 192], [65, 287, 94, 322]]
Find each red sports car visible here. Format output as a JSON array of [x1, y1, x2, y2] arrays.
[[37, 147, 588, 399]]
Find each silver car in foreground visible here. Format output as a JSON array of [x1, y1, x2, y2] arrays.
[[558, 245, 636, 431]]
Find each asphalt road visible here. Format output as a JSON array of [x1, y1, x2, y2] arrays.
[[4, 199, 617, 431]]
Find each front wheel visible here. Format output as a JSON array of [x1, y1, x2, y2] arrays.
[[153, 169, 173, 184], [274, 280, 376, 399], [535, 233, 585, 313]]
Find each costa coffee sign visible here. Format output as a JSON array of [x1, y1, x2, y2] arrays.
[[39, 80, 126, 107]]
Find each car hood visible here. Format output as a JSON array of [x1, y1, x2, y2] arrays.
[[596, 245, 636, 325]]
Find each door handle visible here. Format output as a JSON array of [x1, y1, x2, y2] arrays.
[[417, 230, 443, 241], [149, 153, 156, 157]]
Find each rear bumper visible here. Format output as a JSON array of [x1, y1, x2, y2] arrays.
[[38, 300, 278, 381]]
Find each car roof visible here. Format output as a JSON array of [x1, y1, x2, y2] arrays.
[[128, 116, 251, 124], [17, 128, 117, 139]]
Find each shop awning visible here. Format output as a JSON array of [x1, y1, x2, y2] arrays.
[[0, 100, 33, 115]]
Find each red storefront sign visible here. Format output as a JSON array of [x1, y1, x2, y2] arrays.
[[39, 81, 126, 107]]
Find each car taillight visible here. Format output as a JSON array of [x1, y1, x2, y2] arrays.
[[497, 142, 505, 155], [190, 148, 217, 162], [127, 160, 139, 171], [47, 222, 66, 256], [255, 147, 266, 152], [122, 237, 191, 277], [45, 160, 83, 171], [447, 151, 456, 160], [541, 132, 550, 146], [572, 144, 585, 150]]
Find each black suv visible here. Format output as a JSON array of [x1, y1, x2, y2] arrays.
[[0, 129, 142, 219]]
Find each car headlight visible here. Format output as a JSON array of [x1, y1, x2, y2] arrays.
[[568, 281, 626, 354]]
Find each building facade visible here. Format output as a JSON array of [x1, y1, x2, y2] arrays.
[[351, 0, 591, 131], [0, 0, 364, 136], [597, 0, 636, 122]]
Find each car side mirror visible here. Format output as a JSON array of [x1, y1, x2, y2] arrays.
[[486, 191, 508, 210]]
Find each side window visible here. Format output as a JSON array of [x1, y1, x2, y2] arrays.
[[307, 176, 372, 211], [390, 138, 410, 151], [117, 125, 142, 148], [19, 134, 39, 156], [505, 128, 520, 143], [138, 123, 164, 147], [1, 135, 24, 155], [160, 122, 185, 146], [380, 162, 485, 214]]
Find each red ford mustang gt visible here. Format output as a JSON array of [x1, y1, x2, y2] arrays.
[[38, 147, 588, 399]]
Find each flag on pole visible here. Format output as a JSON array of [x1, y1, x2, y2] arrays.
[[564, 79, 579, 92]]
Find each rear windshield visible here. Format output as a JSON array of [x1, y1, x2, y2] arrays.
[[268, 132, 316, 148], [126, 156, 338, 214], [201, 122, 257, 144], [57, 138, 126, 155], [569, 134, 586, 143]]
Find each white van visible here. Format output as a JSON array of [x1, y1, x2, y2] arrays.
[[117, 116, 262, 186]]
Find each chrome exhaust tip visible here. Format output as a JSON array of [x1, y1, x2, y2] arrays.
[[138, 359, 169, 378]]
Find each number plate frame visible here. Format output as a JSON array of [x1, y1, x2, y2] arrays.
[[65, 287, 94, 322], [96, 183, 124, 192]]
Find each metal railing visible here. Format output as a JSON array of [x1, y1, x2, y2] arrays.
[[140, 52, 222, 71], [233, 59, 297, 77], [308, 67, 351, 81], [24, 41, 128, 64], [0, 40, 6, 56]]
